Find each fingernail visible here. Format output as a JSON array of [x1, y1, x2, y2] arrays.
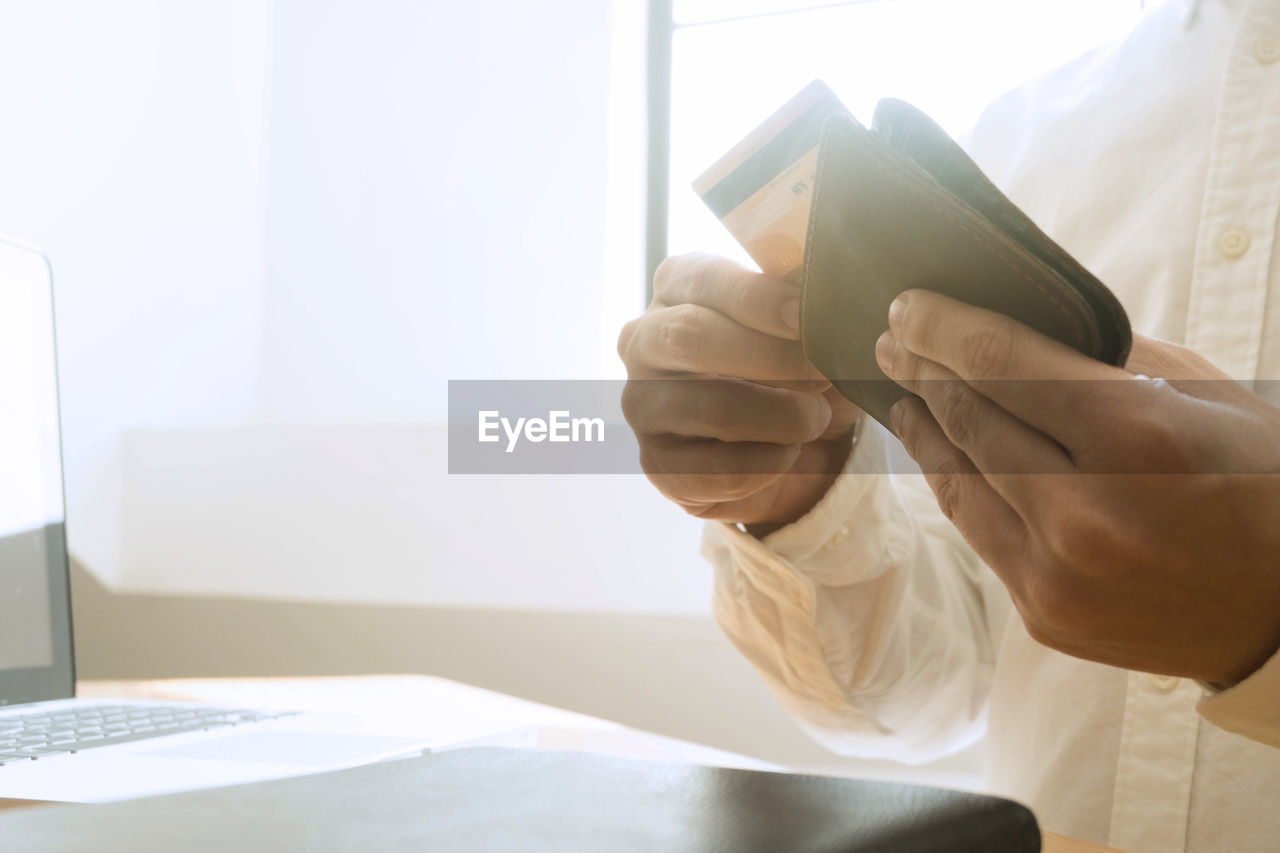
[[889, 398, 908, 437], [875, 330, 897, 373], [811, 394, 834, 438], [887, 293, 908, 333], [781, 299, 801, 332]]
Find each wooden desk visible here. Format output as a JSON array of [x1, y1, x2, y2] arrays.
[[0, 675, 1121, 852]]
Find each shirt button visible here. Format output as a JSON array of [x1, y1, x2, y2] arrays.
[[1149, 674, 1180, 692], [1254, 35, 1280, 65], [1217, 227, 1252, 259], [823, 524, 850, 551]]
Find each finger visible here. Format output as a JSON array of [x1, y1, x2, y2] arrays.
[[622, 378, 833, 444], [641, 436, 799, 504], [887, 289, 1122, 381], [680, 480, 818, 525], [652, 253, 800, 340], [701, 440, 849, 522], [623, 303, 825, 383], [890, 397, 1031, 598], [682, 436, 858, 527], [680, 488, 793, 524], [877, 330, 1072, 513], [886, 289, 1140, 448], [819, 386, 863, 441]]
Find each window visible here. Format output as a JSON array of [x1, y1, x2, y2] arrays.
[[649, 0, 1145, 288]]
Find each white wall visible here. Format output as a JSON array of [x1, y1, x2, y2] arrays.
[[0, 1, 274, 586], [258, 0, 621, 423], [0, 0, 706, 611], [117, 426, 708, 611]]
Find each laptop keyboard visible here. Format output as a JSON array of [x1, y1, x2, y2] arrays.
[[0, 704, 295, 765]]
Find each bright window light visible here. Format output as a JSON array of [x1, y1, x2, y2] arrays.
[[667, 0, 1144, 265], [675, 0, 857, 26]]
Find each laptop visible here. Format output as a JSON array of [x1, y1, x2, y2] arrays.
[[0, 237, 527, 803]]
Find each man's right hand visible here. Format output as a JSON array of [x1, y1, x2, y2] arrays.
[[617, 253, 861, 532]]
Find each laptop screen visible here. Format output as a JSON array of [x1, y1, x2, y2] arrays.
[[0, 238, 74, 705]]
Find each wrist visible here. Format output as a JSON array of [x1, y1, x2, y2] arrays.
[[744, 419, 862, 538]]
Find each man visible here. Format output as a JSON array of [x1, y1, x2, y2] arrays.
[[618, 1, 1280, 850]]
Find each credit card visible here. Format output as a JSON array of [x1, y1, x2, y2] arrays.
[[693, 80, 851, 283]]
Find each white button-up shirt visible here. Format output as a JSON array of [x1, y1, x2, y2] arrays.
[[704, 1, 1280, 850]]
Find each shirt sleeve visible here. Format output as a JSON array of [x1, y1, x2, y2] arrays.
[[1197, 645, 1280, 749], [704, 419, 1011, 764]]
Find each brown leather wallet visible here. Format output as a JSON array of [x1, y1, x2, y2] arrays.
[[800, 100, 1131, 429]]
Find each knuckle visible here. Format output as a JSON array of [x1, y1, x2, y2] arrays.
[[1021, 567, 1091, 649], [619, 379, 645, 426], [933, 380, 978, 447], [700, 256, 756, 310], [932, 473, 964, 521], [1041, 502, 1130, 571], [651, 255, 686, 299], [690, 253, 724, 288], [895, 399, 925, 455], [617, 318, 639, 364], [1044, 506, 1104, 561], [964, 325, 1016, 380], [693, 385, 737, 436], [1128, 414, 1196, 472], [885, 335, 913, 382], [725, 275, 754, 320], [659, 304, 705, 366]]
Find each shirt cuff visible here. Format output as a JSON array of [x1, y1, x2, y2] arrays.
[[708, 418, 914, 588], [1197, 644, 1280, 749]]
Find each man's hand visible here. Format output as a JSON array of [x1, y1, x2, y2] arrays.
[[875, 289, 1280, 687], [618, 253, 861, 531]]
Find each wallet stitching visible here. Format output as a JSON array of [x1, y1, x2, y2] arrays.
[[814, 122, 1093, 351]]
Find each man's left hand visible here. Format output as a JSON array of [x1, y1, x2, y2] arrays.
[[875, 289, 1280, 688]]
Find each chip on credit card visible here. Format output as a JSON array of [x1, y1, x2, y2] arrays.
[[693, 80, 851, 283]]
